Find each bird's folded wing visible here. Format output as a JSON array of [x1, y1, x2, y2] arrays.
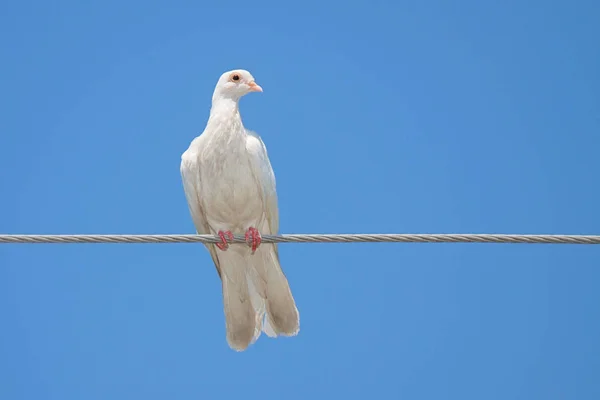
[[180, 155, 223, 278], [245, 130, 279, 236]]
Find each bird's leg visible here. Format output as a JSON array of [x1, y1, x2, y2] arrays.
[[216, 230, 234, 251], [244, 227, 262, 254]]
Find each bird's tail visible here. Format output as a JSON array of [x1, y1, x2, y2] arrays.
[[247, 243, 300, 337], [213, 248, 260, 351]]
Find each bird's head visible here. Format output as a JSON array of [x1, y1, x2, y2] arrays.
[[212, 69, 262, 102]]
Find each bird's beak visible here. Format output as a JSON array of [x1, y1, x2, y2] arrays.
[[248, 81, 263, 92]]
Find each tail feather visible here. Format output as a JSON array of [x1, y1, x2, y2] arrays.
[[245, 266, 277, 338], [216, 250, 257, 351], [211, 242, 299, 351], [248, 243, 300, 336], [245, 267, 267, 341], [263, 314, 278, 338]]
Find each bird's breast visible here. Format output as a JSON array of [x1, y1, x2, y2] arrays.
[[200, 139, 264, 228]]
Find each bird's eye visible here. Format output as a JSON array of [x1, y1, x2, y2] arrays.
[[232, 74, 240, 81]]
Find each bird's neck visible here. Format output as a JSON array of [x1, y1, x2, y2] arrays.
[[209, 97, 239, 118], [208, 97, 242, 128], [205, 97, 245, 141]]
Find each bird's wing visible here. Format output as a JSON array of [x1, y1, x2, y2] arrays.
[[245, 130, 279, 235], [245, 130, 300, 337], [180, 149, 223, 278]]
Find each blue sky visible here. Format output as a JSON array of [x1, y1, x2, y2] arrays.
[[1, 0, 599, 398]]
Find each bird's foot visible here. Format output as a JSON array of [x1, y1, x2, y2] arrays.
[[245, 227, 262, 254], [216, 230, 234, 251]]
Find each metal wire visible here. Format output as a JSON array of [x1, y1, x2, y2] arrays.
[[0, 233, 599, 245]]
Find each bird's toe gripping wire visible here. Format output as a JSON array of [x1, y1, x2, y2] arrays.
[[245, 227, 262, 254], [216, 230, 234, 251]]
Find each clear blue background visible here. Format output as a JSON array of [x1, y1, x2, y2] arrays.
[[1, 0, 599, 398]]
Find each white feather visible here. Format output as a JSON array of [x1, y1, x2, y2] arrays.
[[180, 69, 299, 351]]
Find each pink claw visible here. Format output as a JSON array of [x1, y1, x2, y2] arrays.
[[216, 230, 234, 251], [244, 227, 262, 254]]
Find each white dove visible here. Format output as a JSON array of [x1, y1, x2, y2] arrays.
[[180, 69, 300, 351]]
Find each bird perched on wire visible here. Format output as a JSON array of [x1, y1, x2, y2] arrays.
[[180, 69, 300, 351]]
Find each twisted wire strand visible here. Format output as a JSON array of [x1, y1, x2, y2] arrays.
[[0, 233, 599, 245]]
